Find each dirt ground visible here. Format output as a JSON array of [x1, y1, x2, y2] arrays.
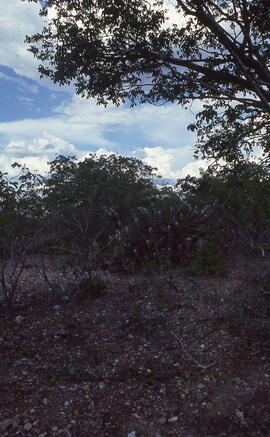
[[1, 253, 270, 436]]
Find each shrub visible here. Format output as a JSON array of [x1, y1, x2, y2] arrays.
[[185, 236, 227, 276], [76, 273, 107, 301]]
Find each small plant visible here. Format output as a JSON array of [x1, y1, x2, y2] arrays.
[[185, 236, 227, 276], [253, 272, 270, 295], [224, 274, 270, 340], [121, 312, 145, 333], [76, 273, 106, 301], [142, 256, 161, 275], [165, 275, 178, 291], [0, 239, 27, 316], [224, 304, 244, 332]]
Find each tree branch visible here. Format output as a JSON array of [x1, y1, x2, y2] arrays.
[[172, 333, 216, 373]]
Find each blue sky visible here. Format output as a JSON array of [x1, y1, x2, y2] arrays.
[[0, 0, 208, 179]]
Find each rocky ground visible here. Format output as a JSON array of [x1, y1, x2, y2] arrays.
[[1, 253, 270, 436]]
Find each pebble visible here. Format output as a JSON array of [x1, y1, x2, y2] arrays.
[[128, 432, 136, 437], [158, 416, 167, 425], [236, 387, 267, 405], [24, 422, 32, 431], [98, 381, 105, 389], [235, 409, 245, 422], [15, 316, 23, 325], [168, 416, 178, 423], [0, 419, 14, 432]]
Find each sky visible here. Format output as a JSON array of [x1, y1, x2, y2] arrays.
[[0, 0, 208, 180]]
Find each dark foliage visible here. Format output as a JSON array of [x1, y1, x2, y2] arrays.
[[24, 0, 270, 165]]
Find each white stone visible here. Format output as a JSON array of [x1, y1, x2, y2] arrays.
[[24, 423, 32, 431], [15, 316, 23, 324], [0, 419, 13, 432], [168, 416, 178, 423]]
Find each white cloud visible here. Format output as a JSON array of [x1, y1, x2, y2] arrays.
[[0, 114, 115, 151], [18, 96, 34, 104], [163, 0, 186, 27], [0, 134, 76, 174], [0, 92, 201, 176], [0, 153, 49, 176], [131, 104, 197, 148], [0, 0, 70, 94], [141, 146, 177, 177], [0, 0, 43, 80], [139, 146, 209, 179], [0, 71, 38, 93], [4, 133, 76, 158], [179, 160, 209, 178]]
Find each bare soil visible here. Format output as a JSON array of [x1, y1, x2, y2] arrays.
[[1, 254, 270, 436]]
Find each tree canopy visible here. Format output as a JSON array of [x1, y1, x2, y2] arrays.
[[25, 0, 270, 164]]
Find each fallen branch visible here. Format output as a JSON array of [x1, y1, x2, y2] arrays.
[[173, 333, 216, 372], [250, 348, 270, 356]]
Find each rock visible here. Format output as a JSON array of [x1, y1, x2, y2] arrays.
[[0, 419, 13, 432], [98, 381, 105, 390], [168, 416, 178, 423], [128, 432, 136, 437], [236, 388, 268, 405], [68, 367, 77, 377], [24, 422, 32, 431], [158, 416, 167, 425], [15, 316, 23, 325], [235, 409, 245, 422]]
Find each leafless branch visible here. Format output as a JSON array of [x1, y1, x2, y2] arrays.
[[172, 333, 216, 372]]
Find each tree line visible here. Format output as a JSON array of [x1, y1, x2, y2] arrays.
[[1, 154, 270, 267]]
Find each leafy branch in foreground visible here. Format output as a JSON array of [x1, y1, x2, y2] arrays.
[[24, 0, 270, 164]]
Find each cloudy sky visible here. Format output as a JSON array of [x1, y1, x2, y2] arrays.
[[0, 0, 208, 179]]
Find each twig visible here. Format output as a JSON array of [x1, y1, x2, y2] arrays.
[[250, 348, 270, 356], [173, 333, 216, 372]]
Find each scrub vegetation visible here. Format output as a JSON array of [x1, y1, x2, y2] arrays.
[[0, 156, 270, 436], [1, 154, 270, 311]]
